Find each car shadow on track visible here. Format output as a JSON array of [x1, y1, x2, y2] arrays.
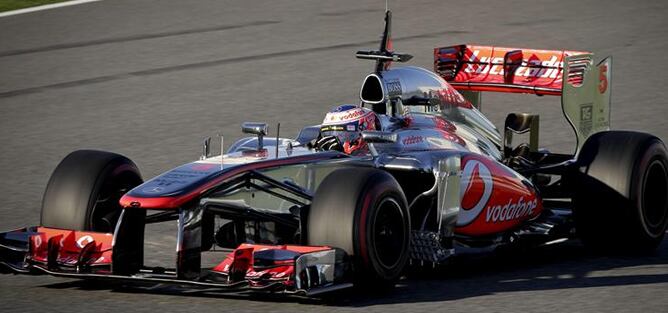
[[40, 239, 668, 307], [320, 240, 668, 307]]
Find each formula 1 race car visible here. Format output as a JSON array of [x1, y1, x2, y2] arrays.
[[1, 10, 667, 296]]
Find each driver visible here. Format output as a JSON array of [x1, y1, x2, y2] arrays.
[[314, 104, 379, 155]]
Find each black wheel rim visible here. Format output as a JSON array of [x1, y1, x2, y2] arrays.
[[371, 197, 406, 269], [90, 177, 135, 233], [642, 159, 668, 233]]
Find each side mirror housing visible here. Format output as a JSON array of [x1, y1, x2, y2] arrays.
[[361, 131, 397, 157], [361, 131, 398, 144], [241, 122, 268, 136]]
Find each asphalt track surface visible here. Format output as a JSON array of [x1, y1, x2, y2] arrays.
[[1, 0, 668, 312]]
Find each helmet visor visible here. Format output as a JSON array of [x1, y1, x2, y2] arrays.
[[320, 123, 361, 144]]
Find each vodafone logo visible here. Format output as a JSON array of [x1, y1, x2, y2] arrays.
[[457, 160, 493, 226], [34, 235, 43, 248], [340, 109, 365, 120], [485, 197, 537, 223], [457, 159, 540, 228], [324, 108, 367, 124]]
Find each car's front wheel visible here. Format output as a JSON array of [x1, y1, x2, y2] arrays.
[[41, 150, 143, 232], [307, 168, 410, 285]]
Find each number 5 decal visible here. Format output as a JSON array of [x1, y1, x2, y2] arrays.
[[598, 64, 608, 94]]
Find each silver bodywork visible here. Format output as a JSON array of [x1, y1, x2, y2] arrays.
[[361, 66, 502, 159], [213, 64, 518, 259]]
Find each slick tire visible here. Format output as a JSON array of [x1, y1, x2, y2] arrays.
[[573, 131, 668, 252], [41, 150, 143, 232], [307, 168, 410, 285]]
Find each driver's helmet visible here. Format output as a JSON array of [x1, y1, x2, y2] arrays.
[[320, 104, 378, 154]]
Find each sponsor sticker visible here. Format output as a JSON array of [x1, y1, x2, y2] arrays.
[[485, 197, 537, 223], [464, 50, 562, 79], [458, 159, 539, 227], [386, 80, 402, 96], [598, 64, 608, 94], [580, 103, 593, 137], [76, 235, 94, 248], [457, 160, 493, 226], [402, 135, 424, 145]]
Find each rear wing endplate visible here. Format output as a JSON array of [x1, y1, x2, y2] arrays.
[[562, 55, 612, 150], [434, 44, 611, 151]]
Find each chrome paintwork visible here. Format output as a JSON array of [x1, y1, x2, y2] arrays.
[[176, 207, 202, 279], [355, 65, 544, 240], [123, 59, 536, 244], [119, 46, 541, 267], [241, 122, 269, 149], [294, 249, 336, 291], [362, 66, 502, 158], [201, 137, 211, 160]]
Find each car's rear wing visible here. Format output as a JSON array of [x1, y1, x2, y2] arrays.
[[434, 44, 612, 152], [434, 44, 589, 96]]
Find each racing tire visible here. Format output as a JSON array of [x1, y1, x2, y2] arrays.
[[307, 168, 410, 285], [41, 150, 143, 233], [573, 131, 668, 252]]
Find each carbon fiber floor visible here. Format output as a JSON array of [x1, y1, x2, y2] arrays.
[[1, 0, 667, 312]]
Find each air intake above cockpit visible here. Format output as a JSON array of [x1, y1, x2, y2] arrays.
[[360, 74, 385, 104]]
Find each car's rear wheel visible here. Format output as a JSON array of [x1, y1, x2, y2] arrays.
[[572, 131, 668, 252], [307, 168, 410, 285], [41, 150, 143, 232]]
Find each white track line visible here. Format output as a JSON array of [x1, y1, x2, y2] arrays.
[[0, 0, 102, 18]]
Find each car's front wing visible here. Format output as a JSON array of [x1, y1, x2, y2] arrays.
[[0, 226, 351, 296]]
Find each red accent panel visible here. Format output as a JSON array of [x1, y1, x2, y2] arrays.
[[213, 247, 253, 274], [118, 195, 184, 210], [119, 153, 338, 210], [229, 243, 330, 254], [435, 44, 589, 96], [455, 155, 543, 236], [29, 227, 113, 266], [211, 244, 331, 286]]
